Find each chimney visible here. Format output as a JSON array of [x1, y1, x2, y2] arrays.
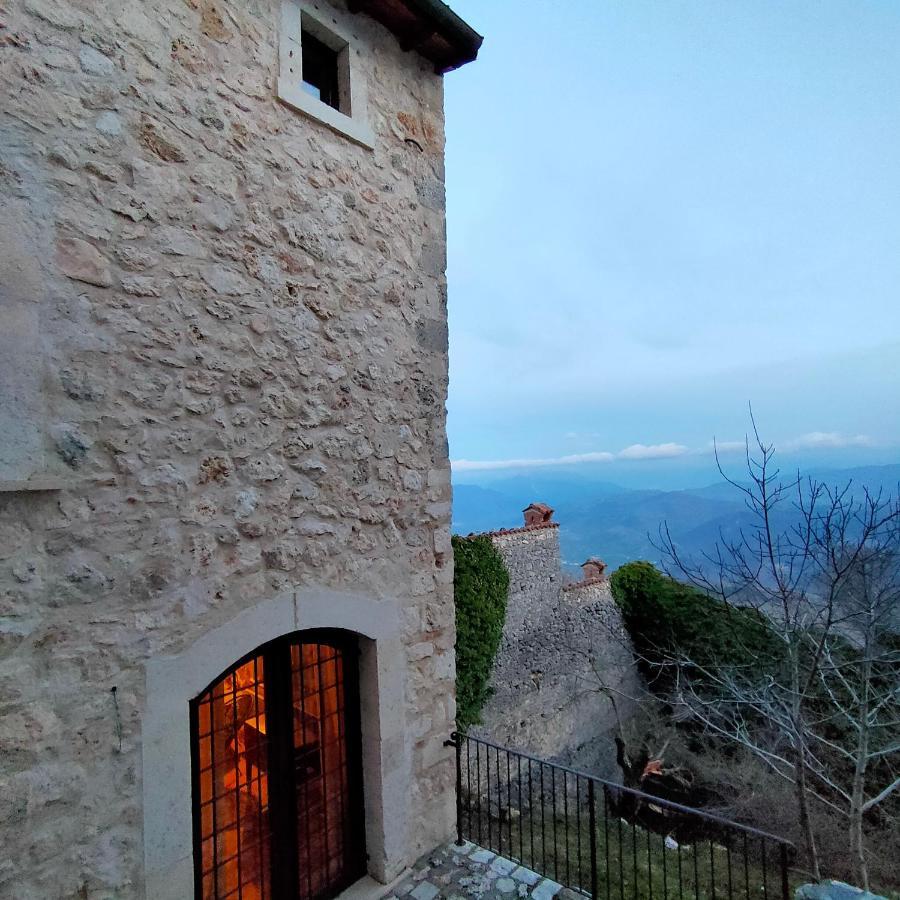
[[581, 558, 607, 582], [523, 502, 554, 527]]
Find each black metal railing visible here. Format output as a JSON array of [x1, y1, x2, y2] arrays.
[[449, 732, 794, 900]]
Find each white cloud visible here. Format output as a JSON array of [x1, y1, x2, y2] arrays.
[[786, 432, 873, 450], [451, 431, 877, 473], [452, 451, 615, 472], [617, 442, 689, 460], [705, 433, 876, 455], [452, 442, 690, 471]]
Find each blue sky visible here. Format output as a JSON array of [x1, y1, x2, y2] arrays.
[[442, 1, 900, 478]]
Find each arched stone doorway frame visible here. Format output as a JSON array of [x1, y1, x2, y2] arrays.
[[142, 589, 408, 900]]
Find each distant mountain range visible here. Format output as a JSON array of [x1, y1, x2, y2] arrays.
[[452, 463, 900, 573]]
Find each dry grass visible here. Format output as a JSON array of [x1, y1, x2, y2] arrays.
[[463, 798, 794, 900]]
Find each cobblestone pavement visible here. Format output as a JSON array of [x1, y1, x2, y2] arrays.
[[389, 841, 579, 900]]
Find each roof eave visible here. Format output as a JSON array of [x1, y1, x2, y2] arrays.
[[347, 0, 483, 73]]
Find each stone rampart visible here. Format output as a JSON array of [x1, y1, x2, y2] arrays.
[[470, 510, 641, 778]]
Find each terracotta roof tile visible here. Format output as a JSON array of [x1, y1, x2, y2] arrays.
[[464, 521, 560, 539], [563, 576, 608, 591]]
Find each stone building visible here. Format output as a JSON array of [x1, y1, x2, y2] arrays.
[[0, 1, 480, 897], [471, 507, 640, 778]]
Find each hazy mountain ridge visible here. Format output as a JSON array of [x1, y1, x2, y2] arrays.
[[452, 463, 900, 572]]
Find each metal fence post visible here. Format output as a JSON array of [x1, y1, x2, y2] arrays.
[[448, 733, 464, 846], [588, 779, 599, 899], [779, 843, 790, 900]]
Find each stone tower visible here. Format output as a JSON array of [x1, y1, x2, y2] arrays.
[[0, 1, 480, 897]]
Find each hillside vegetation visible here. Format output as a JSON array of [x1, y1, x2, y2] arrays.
[[609, 561, 900, 895]]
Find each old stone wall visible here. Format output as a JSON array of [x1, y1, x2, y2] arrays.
[[473, 524, 640, 779], [0, 0, 457, 896]]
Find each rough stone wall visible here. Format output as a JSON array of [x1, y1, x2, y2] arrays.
[[0, 0, 456, 896], [473, 526, 640, 779]]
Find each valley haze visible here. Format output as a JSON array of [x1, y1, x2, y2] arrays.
[[452, 454, 900, 573]]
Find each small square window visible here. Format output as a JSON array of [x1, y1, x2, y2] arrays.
[[301, 28, 340, 111], [278, 1, 374, 149]]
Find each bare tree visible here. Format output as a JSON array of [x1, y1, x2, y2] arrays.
[[654, 417, 900, 886], [812, 546, 900, 890]]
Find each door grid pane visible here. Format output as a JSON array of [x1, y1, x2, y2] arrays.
[[191, 634, 365, 900]]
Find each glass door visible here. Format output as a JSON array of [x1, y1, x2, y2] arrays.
[[191, 632, 366, 900]]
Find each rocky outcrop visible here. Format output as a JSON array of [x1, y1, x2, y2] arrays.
[[796, 882, 887, 900]]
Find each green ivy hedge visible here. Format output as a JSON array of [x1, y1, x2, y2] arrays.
[[452, 534, 510, 732], [610, 561, 780, 689]]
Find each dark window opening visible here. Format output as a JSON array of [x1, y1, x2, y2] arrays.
[[301, 29, 341, 112], [191, 631, 366, 900]]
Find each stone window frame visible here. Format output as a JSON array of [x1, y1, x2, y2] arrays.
[[277, 0, 376, 149], [142, 588, 413, 900]]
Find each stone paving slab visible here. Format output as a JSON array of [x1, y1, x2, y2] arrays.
[[489, 857, 518, 877], [510, 867, 541, 887], [387, 842, 577, 900]]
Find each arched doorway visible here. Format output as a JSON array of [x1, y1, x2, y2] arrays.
[[190, 630, 367, 900]]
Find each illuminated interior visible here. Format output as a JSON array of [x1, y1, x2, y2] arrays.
[[192, 635, 364, 900]]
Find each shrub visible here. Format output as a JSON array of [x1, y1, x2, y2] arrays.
[[610, 561, 780, 688], [452, 534, 510, 732]]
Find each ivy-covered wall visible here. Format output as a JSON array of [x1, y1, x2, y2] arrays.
[[452, 534, 510, 732]]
